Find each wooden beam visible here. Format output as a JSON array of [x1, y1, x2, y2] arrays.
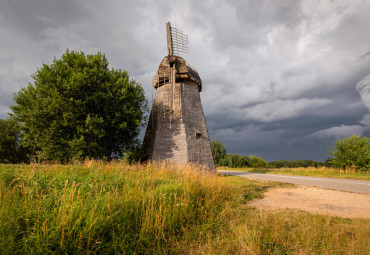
[[166, 22, 173, 56]]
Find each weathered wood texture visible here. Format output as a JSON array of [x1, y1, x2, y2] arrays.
[[141, 57, 215, 170], [166, 22, 173, 56], [153, 56, 202, 92]]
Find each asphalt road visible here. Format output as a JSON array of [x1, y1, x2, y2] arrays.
[[218, 170, 370, 195]]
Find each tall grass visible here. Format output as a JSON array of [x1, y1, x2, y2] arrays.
[[220, 166, 370, 180], [0, 161, 369, 254]]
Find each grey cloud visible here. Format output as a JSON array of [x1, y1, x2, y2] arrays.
[[325, 3, 370, 53], [357, 51, 370, 62], [0, 87, 14, 107], [0, 0, 89, 41], [281, 67, 312, 80]]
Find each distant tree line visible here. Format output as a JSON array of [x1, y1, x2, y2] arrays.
[[267, 160, 325, 168], [211, 137, 369, 171], [211, 140, 325, 169], [211, 140, 267, 168]]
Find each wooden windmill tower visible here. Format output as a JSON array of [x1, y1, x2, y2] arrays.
[[141, 22, 215, 170]]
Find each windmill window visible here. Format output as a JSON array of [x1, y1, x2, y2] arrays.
[[194, 131, 201, 139]]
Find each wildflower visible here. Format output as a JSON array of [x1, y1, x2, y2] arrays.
[[176, 203, 188, 206]]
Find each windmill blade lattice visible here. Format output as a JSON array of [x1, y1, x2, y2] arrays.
[[171, 27, 190, 55]]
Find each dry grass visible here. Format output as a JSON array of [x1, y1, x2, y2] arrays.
[[0, 161, 369, 254]]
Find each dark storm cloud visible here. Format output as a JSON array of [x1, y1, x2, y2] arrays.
[[1, 0, 370, 161], [198, 0, 370, 161]]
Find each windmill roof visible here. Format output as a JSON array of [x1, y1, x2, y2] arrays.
[[153, 56, 202, 92]]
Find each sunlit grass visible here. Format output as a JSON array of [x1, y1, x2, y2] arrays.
[[0, 161, 369, 254], [219, 166, 370, 180]]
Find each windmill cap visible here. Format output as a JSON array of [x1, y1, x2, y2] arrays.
[[153, 56, 202, 92]]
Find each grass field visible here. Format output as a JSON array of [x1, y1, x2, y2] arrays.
[[218, 166, 370, 181], [0, 161, 369, 254]]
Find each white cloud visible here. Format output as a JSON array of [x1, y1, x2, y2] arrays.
[[356, 73, 370, 112], [359, 114, 370, 126], [310, 125, 367, 139], [244, 98, 330, 122]]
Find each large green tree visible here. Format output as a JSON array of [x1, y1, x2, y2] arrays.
[[11, 50, 147, 162], [211, 140, 226, 166], [327, 134, 370, 171]]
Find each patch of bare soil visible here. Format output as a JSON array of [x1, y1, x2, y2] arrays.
[[249, 186, 370, 219]]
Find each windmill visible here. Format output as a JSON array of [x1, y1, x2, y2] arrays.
[[141, 22, 215, 170]]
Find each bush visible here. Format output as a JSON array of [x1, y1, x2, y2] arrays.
[[249, 155, 267, 168], [327, 134, 370, 171]]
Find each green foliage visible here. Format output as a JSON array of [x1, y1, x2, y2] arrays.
[[267, 160, 325, 168], [11, 50, 147, 162], [249, 155, 267, 168], [210, 140, 267, 168], [123, 144, 142, 164], [221, 154, 250, 168], [327, 134, 370, 171], [0, 118, 20, 163], [0, 118, 28, 163], [211, 140, 226, 166]]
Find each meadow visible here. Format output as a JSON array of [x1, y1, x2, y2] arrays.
[[219, 166, 370, 181], [0, 161, 369, 254]]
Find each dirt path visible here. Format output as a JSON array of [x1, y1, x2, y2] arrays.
[[249, 186, 370, 219]]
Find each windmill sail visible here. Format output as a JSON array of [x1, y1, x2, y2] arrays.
[[166, 22, 190, 56]]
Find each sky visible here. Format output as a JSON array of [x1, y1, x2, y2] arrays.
[[1, 0, 370, 162]]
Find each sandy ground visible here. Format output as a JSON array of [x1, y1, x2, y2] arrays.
[[249, 186, 370, 219]]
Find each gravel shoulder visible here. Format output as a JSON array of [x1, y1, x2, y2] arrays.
[[249, 185, 370, 219]]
